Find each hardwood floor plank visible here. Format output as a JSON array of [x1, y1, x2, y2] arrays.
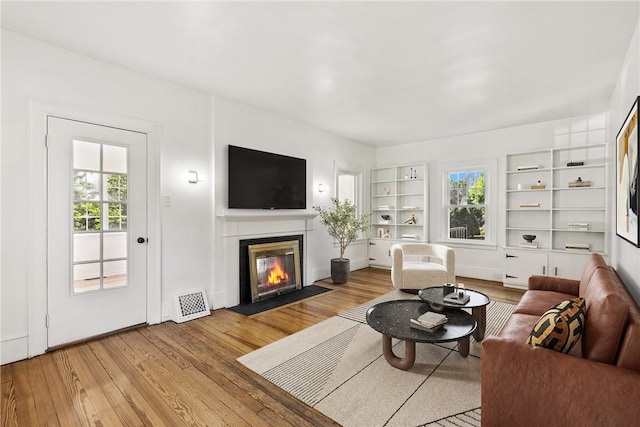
[[153, 321, 338, 427], [88, 338, 184, 426], [99, 334, 212, 426], [51, 348, 105, 426], [75, 344, 145, 427], [0, 365, 13, 383], [118, 329, 255, 427], [1, 268, 522, 426], [64, 345, 133, 426], [25, 357, 60, 427], [9, 362, 39, 426], [1, 376, 17, 427], [39, 352, 84, 426], [137, 328, 192, 370]]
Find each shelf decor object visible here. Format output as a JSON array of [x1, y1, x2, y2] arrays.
[[615, 95, 639, 247], [520, 234, 539, 249], [568, 177, 591, 188], [567, 161, 584, 167]]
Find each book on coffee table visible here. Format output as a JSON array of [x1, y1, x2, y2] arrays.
[[410, 318, 445, 332], [410, 311, 448, 332], [444, 292, 471, 305]]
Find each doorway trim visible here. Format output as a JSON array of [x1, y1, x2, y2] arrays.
[[28, 98, 162, 357]]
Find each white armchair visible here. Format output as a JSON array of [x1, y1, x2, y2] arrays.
[[390, 243, 455, 290]]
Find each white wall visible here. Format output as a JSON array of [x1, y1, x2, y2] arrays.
[[375, 114, 609, 282], [1, 30, 213, 364], [212, 97, 375, 307], [609, 18, 640, 302]]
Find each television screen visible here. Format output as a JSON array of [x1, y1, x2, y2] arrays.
[[228, 145, 307, 209]]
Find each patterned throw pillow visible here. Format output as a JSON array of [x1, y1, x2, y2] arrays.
[[526, 298, 586, 353]]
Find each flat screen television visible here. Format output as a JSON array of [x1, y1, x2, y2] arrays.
[[228, 145, 307, 209]]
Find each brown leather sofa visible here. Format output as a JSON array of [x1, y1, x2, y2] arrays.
[[482, 254, 640, 426]]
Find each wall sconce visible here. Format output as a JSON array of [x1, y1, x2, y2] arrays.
[[318, 183, 325, 193], [188, 171, 199, 184]]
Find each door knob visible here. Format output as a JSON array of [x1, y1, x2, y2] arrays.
[[137, 237, 147, 244]]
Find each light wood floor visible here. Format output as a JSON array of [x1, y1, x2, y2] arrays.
[[1, 268, 524, 426]]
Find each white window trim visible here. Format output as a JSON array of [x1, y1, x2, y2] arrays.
[[437, 158, 498, 249]]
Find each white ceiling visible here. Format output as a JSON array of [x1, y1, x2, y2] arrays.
[[2, 1, 638, 147]]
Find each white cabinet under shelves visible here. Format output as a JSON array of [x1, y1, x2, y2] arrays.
[[504, 250, 548, 288], [504, 142, 608, 286], [504, 250, 598, 289], [369, 163, 428, 268], [368, 239, 393, 268]]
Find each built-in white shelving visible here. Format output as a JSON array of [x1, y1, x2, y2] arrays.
[[369, 163, 428, 268], [504, 137, 608, 288]]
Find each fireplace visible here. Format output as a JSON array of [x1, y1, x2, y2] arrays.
[[239, 235, 303, 304]]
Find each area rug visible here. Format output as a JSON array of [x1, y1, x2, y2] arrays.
[[228, 285, 333, 316], [237, 290, 515, 427]]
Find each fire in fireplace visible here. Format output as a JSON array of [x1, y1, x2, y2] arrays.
[[248, 240, 301, 303]]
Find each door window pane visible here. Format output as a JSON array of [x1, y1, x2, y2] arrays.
[[103, 145, 127, 174], [103, 232, 127, 259], [72, 142, 129, 293], [74, 202, 101, 231], [104, 174, 127, 201], [73, 140, 100, 171], [103, 260, 127, 289], [74, 171, 101, 201], [73, 263, 101, 293], [73, 233, 100, 262], [105, 203, 127, 230]]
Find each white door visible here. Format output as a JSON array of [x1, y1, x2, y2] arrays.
[[47, 116, 148, 348]]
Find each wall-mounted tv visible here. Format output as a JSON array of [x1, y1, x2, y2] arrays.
[[228, 145, 307, 209]]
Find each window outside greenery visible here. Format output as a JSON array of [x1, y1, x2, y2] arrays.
[[448, 170, 486, 240], [73, 172, 127, 232]]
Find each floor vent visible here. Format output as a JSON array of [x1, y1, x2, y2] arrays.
[[174, 289, 210, 323]]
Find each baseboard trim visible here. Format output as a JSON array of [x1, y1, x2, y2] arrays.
[[1, 334, 29, 365], [209, 291, 226, 310], [457, 265, 503, 283]]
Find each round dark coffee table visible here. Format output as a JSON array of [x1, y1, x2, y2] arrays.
[[418, 287, 491, 341], [366, 300, 477, 370]]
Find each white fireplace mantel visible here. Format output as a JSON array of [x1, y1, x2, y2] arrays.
[[216, 209, 318, 307], [216, 209, 317, 222]]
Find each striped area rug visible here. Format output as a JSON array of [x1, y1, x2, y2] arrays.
[[238, 290, 516, 427]]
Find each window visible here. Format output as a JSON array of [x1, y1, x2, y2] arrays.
[[337, 173, 356, 204], [440, 159, 496, 246], [448, 170, 486, 240], [335, 162, 365, 240]]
